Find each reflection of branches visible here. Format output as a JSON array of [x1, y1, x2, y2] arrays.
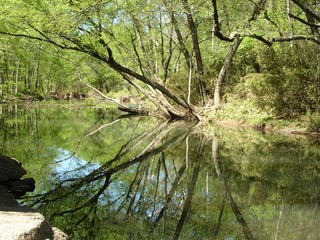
[[152, 163, 187, 226], [54, 118, 121, 164], [173, 163, 200, 240], [124, 161, 146, 216], [100, 120, 170, 168], [84, 120, 121, 138], [295, 197, 319, 240], [28, 120, 196, 234], [213, 197, 226, 237], [275, 199, 284, 240], [27, 120, 174, 208], [102, 125, 191, 177], [95, 120, 174, 173], [173, 136, 206, 240], [212, 137, 255, 240], [52, 118, 168, 188], [55, 116, 154, 167], [49, 175, 111, 221]]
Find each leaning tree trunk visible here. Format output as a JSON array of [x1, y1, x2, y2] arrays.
[[214, 36, 242, 109]]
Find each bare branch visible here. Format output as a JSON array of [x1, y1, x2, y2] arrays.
[[272, 35, 320, 45], [211, 0, 233, 42], [246, 34, 272, 46], [289, 13, 320, 28], [80, 80, 127, 108], [0, 30, 80, 51]]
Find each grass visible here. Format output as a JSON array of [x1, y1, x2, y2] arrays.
[[213, 95, 312, 133]]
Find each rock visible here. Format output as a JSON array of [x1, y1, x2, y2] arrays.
[[0, 155, 68, 240], [0, 155, 26, 182], [0, 211, 54, 240], [8, 178, 36, 199], [0, 185, 18, 209], [8, 178, 36, 192], [0, 209, 69, 240], [52, 227, 68, 240]]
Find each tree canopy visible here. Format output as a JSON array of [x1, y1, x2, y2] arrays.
[[0, 0, 319, 120]]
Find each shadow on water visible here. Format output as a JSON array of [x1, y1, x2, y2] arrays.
[[0, 103, 320, 239]]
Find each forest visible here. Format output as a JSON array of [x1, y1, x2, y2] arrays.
[[1, 2, 320, 238], [0, 0, 319, 126]]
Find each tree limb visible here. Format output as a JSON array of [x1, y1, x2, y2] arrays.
[[247, 34, 272, 46], [0, 30, 81, 52], [291, 0, 320, 22], [211, 0, 233, 42], [288, 13, 320, 28], [272, 35, 320, 45]]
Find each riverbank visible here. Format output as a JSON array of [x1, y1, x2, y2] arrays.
[[209, 98, 320, 137], [213, 118, 320, 138], [1, 98, 319, 137]]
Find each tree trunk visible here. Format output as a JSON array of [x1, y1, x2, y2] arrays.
[[214, 36, 242, 109], [35, 58, 40, 92], [15, 61, 20, 94], [0, 76, 3, 96], [181, 0, 208, 104], [166, 4, 192, 69], [181, 0, 203, 73]]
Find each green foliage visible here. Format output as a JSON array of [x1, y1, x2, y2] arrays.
[[217, 92, 274, 125], [236, 38, 261, 76], [0, 0, 319, 120], [306, 110, 320, 133], [241, 73, 284, 115], [166, 70, 209, 104], [227, 41, 320, 118]]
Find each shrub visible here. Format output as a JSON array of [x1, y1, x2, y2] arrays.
[[306, 110, 320, 133]]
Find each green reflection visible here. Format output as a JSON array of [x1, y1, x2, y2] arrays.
[[0, 103, 319, 240]]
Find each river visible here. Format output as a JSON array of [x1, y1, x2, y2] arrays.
[[0, 103, 319, 240]]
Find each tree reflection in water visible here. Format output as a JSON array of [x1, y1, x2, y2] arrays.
[[212, 137, 254, 240], [10, 108, 318, 240], [25, 119, 214, 239]]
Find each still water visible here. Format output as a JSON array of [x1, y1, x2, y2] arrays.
[[0, 103, 319, 240]]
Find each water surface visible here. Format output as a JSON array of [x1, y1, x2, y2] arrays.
[[0, 103, 319, 240]]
